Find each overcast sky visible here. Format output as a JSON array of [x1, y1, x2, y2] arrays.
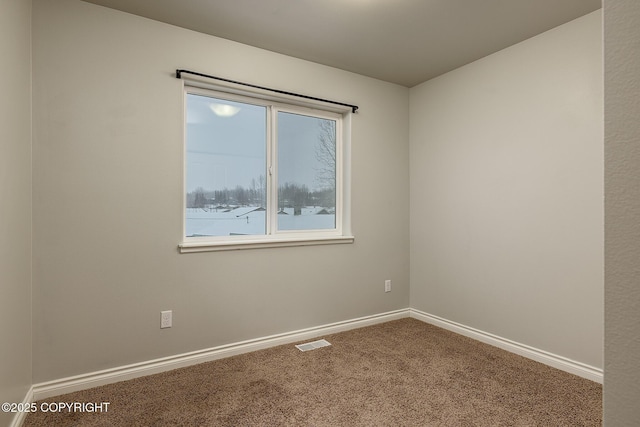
[[186, 93, 334, 193]]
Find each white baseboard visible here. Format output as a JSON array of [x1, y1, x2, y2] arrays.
[[8, 386, 33, 427], [409, 308, 603, 383], [32, 309, 410, 401], [27, 306, 602, 408]]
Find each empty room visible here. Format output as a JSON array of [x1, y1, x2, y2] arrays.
[[2, 0, 639, 425]]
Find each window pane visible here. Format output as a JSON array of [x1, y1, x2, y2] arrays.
[[186, 94, 266, 237], [277, 112, 336, 231]]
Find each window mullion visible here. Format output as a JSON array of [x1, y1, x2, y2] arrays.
[[266, 106, 278, 235]]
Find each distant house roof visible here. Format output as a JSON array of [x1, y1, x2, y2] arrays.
[[235, 206, 266, 217]]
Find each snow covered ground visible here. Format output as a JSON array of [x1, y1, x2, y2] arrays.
[[186, 206, 335, 237]]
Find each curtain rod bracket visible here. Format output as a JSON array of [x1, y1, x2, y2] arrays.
[[175, 69, 358, 114]]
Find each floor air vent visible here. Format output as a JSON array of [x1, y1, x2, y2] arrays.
[[295, 339, 331, 352]]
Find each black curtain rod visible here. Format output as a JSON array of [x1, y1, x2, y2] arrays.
[[176, 69, 358, 114]]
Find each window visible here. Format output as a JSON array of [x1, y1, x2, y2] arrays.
[[180, 86, 353, 252]]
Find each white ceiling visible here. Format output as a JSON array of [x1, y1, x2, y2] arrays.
[[81, 0, 601, 87]]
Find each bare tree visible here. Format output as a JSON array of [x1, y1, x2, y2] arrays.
[[257, 174, 266, 208], [191, 187, 207, 209], [314, 119, 336, 191]]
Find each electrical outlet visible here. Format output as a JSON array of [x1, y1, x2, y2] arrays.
[[385, 280, 391, 293], [161, 310, 172, 329]]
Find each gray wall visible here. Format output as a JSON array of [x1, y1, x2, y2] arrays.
[[31, 0, 410, 383], [409, 11, 603, 368], [0, 0, 32, 425], [604, 0, 640, 424]]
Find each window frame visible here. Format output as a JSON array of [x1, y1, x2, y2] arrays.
[[179, 84, 354, 253]]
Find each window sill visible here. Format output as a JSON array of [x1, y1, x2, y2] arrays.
[[179, 235, 355, 253]]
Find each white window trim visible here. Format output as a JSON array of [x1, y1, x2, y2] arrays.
[[179, 81, 354, 253], [179, 235, 355, 253]]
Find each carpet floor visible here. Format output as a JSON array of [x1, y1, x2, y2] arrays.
[[23, 318, 602, 426]]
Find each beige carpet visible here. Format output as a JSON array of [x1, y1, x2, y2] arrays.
[[24, 318, 602, 426]]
